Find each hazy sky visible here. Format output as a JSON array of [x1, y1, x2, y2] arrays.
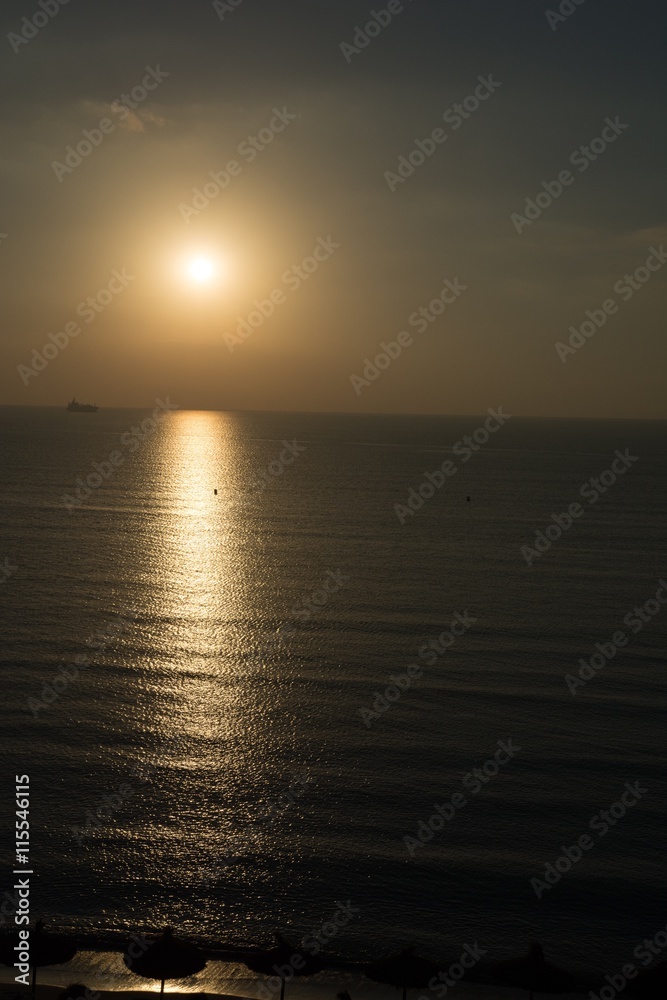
[[1, 0, 665, 416]]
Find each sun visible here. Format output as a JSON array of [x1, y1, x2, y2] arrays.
[[187, 257, 215, 283], [170, 248, 230, 291]]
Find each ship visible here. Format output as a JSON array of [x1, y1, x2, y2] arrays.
[[66, 398, 98, 413]]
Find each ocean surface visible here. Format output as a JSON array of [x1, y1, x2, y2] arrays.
[[0, 407, 665, 993]]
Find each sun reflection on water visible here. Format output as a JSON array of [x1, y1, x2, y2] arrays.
[[158, 410, 235, 628], [122, 411, 291, 917], [136, 409, 264, 765]]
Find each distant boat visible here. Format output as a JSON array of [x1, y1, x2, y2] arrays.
[[66, 398, 98, 413]]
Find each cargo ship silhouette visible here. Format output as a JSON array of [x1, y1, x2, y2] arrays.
[[66, 398, 98, 412]]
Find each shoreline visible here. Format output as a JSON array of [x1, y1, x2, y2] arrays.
[[0, 982, 597, 1000], [0, 949, 607, 1000]]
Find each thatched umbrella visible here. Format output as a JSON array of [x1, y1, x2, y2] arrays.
[[0, 919, 78, 995], [626, 961, 666, 999], [364, 947, 439, 1000], [489, 943, 576, 1000], [123, 927, 207, 994], [243, 933, 324, 1000]]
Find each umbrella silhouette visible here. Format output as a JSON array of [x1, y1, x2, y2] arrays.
[[0, 920, 78, 995], [490, 943, 576, 1000], [364, 947, 439, 1000], [123, 927, 207, 994], [626, 961, 666, 999], [243, 933, 324, 1000]]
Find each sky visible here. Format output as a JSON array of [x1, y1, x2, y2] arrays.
[[1, 0, 665, 416]]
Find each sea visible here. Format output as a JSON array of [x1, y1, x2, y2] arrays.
[[0, 407, 665, 996]]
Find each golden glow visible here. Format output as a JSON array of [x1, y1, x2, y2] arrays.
[[165, 248, 232, 291], [115, 411, 291, 914], [156, 410, 235, 633], [139, 411, 256, 736], [187, 256, 215, 283]]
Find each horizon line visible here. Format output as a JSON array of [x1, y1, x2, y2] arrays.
[[1, 404, 666, 422]]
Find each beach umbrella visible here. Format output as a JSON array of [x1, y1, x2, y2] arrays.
[[123, 927, 207, 994], [243, 933, 324, 1000], [626, 961, 666, 999], [0, 920, 78, 995], [489, 943, 576, 1000], [364, 946, 439, 1000]]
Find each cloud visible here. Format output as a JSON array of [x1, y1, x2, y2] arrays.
[[79, 100, 172, 133], [117, 107, 172, 133]]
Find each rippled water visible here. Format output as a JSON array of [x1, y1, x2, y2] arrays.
[[1, 407, 665, 984]]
